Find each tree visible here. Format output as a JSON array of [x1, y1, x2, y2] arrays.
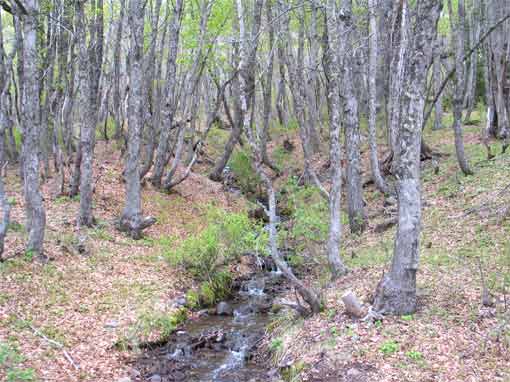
[[117, 0, 155, 239], [367, 0, 390, 195], [324, 0, 348, 279], [78, 0, 105, 227], [448, 0, 473, 175], [338, 0, 366, 234], [19, 0, 46, 257], [374, 0, 442, 315]]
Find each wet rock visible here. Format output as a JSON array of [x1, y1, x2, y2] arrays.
[[172, 371, 186, 381], [172, 296, 187, 308], [148, 374, 162, 382], [242, 277, 265, 295], [216, 301, 233, 316], [129, 368, 141, 379], [347, 368, 362, 378], [384, 196, 397, 206], [197, 309, 209, 318]]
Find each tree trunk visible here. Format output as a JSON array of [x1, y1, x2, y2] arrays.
[[448, 0, 473, 175], [338, 0, 366, 234], [113, 0, 126, 141], [150, 0, 184, 187], [387, 0, 409, 168], [367, 0, 390, 195], [260, 0, 277, 172], [324, 0, 348, 279], [20, 0, 46, 257], [118, 0, 155, 239], [433, 40, 444, 130], [79, 0, 104, 226], [374, 0, 442, 315]]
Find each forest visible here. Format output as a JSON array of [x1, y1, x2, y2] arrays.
[[0, 0, 510, 381]]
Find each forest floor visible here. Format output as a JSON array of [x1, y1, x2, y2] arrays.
[[0, 143, 246, 381], [1, 111, 510, 381]]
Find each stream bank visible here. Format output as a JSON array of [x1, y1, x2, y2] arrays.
[[132, 257, 288, 382]]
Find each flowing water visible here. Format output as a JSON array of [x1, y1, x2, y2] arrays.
[[134, 266, 286, 382]]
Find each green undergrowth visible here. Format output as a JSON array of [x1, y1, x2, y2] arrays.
[[228, 149, 263, 196], [116, 307, 188, 350], [0, 342, 36, 382], [165, 206, 268, 307]]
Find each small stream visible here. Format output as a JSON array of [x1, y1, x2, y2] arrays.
[[134, 264, 286, 382]]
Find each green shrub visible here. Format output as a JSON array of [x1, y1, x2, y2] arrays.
[[269, 338, 283, 353], [166, 207, 266, 280], [137, 307, 188, 341], [406, 350, 424, 361], [282, 179, 329, 252], [379, 340, 399, 356], [228, 150, 261, 195], [185, 290, 200, 309], [0, 342, 36, 381], [166, 208, 267, 307]]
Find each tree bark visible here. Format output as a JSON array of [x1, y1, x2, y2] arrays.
[[448, 0, 473, 175], [324, 0, 348, 279], [79, 0, 104, 226], [432, 40, 444, 130], [367, 0, 390, 195], [20, 0, 46, 256], [118, 0, 156, 239], [150, 0, 184, 187], [338, 0, 366, 234], [374, 0, 442, 315]]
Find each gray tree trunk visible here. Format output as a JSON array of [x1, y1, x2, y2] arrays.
[[374, 0, 442, 315], [118, 0, 155, 239], [387, 0, 409, 166], [280, 0, 327, 197], [260, 0, 277, 172], [304, 3, 320, 153], [0, 12, 11, 258], [367, 0, 390, 195], [113, 0, 126, 141], [139, 0, 162, 180], [79, 0, 105, 226], [432, 40, 444, 130], [324, 0, 348, 279], [150, 0, 184, 187], [338, 0, 366, 234], [20, 0, 46, 256], [448, 0, 473, 175], [209, 4, 243, 182]]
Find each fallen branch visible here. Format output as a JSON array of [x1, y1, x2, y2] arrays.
[[10, 311, 81, 370]]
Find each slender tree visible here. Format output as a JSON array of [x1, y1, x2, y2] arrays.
[[374, 0, 442, 315], [19, 0, 46, 257], [118, 0, 155, 239], [367, 0, 390, 195], [324, 0, 348, 279], [448, 0, 473, 175]]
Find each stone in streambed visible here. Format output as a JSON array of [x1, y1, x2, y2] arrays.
[[216, 301, 233, 316], [148, 375, 162, 382]]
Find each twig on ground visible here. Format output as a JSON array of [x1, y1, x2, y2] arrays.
[[11, 311, 80, 370]]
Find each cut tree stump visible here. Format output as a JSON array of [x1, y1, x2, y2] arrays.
[[342, 290, 364, 318]]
